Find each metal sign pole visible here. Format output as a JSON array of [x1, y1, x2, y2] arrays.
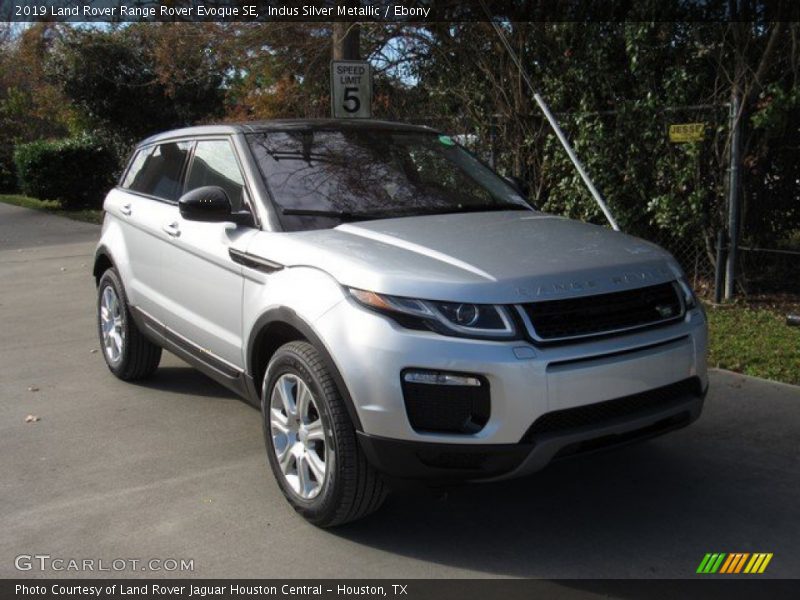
[[479, 2, 620, 231], [725, 92, 741, 300]]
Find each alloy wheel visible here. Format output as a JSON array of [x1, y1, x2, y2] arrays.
[[100, 285, 125, 365], [269, 374, 329, 499]]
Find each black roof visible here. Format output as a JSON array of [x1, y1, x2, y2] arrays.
[[139, 119, 437, 146], [239, 119, 435, 133]]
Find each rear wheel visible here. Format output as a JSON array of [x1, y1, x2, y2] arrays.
[[262, 341, 386, 526], [97, 268, 161, 380]]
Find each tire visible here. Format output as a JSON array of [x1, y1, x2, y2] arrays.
[[96, 268, 161, 381], [262, 341, 386, 527]]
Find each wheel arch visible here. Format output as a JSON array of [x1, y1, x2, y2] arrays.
[[247, 307, 363, 431], [93, 245, 115, 285], [93, 246, 138, 329]]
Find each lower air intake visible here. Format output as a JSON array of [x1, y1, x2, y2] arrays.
[[521, 377, 702, 442]]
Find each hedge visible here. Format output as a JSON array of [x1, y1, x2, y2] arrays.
[[0, 146, 16, 193], [13, 135, 118, 209]]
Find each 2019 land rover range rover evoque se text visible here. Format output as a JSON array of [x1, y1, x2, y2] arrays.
[[94, 119, 708, 526]]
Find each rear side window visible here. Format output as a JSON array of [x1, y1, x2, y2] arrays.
[[121, 142, 191, 202], [184, 140, 246, 212]]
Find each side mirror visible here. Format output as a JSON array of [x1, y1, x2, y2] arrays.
[[179, 186, 233, 222], [504, 175, 530, 198]]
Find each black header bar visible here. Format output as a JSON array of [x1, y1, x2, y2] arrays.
[[2, 0, 798, 23], [3, 579, 798, 600]]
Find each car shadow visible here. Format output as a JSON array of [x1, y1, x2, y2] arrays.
[[133, 366, 242, 401], [328, 421, 799, 578]]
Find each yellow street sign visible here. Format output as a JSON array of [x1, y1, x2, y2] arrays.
[[669, 123, 706, 143]]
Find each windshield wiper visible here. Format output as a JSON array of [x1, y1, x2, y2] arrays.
[[281, 203, 531, 221], [403, 203, 532, 217], [280, 208, 398, 221]]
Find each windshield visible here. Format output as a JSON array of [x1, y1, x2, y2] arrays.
[[247, 129, 531, 231]]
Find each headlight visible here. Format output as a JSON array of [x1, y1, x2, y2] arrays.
[[676, 277, 699, 310], [348, 288, 516, 339]]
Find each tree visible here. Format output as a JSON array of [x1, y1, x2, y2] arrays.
[[219, 22, 414, 120], [47, 24, 227, 145], [0, 23, 73, 191], [391, 19, 799, 281]]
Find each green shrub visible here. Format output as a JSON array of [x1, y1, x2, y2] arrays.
[[13, 135, 117, 209], [0, 146, 16, 193]]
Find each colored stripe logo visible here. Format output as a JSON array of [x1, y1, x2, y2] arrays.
[[697, 553, 773, 574]]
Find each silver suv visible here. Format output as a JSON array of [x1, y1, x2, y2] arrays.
[[94, 120, 708, 526]]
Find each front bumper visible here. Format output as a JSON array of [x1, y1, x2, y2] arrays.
[[357, 377, 706, 481], [313, 295, 708, 479]]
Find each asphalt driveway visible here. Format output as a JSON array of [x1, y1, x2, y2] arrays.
[[1, 203, 798, 579]]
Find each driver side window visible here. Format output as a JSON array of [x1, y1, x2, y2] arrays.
[[185, 140, 248, 213]]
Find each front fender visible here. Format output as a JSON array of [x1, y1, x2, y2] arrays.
[[242, 266, 362, 428]]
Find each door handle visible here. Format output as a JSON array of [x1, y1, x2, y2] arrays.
[[120, 203, 132, 216], [162, 222, 181, 238]]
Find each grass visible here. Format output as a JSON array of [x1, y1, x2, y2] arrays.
[[0, 194, 103, 224], [706, 303, 800, 386]]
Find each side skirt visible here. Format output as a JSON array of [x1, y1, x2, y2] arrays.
[[129, 306, 259, 404]]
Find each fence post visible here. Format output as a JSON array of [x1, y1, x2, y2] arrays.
[[489, 118, 497, 170], [725, 92, 741, 300], [714, 230, 726, 304]]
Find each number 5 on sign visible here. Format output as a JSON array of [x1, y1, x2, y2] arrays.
[[331, 60, 372, 119]]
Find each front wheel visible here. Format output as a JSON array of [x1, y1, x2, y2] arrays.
[[97, 268, 161, 380], [262, 341, 386, 527]]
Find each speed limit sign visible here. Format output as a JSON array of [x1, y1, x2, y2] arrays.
[[330, 60, 372, 119]]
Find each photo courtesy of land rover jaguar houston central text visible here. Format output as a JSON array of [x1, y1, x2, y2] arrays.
[[94, 120, 708, 526]]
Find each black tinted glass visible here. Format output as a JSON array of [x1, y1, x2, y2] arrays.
[[185, 140, 246, 212], [247, 130, 530, 231], [123, 142, 190, 201]]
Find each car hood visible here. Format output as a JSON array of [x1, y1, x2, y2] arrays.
[[246, 211, 682, 304]]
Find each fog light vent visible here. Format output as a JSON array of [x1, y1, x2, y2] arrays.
[[403, 370, 482, 386], [401, 369, 489, 434]]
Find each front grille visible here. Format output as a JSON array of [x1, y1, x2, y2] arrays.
[[521, 377, 701, 442], [520, 282, 683, 341]]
